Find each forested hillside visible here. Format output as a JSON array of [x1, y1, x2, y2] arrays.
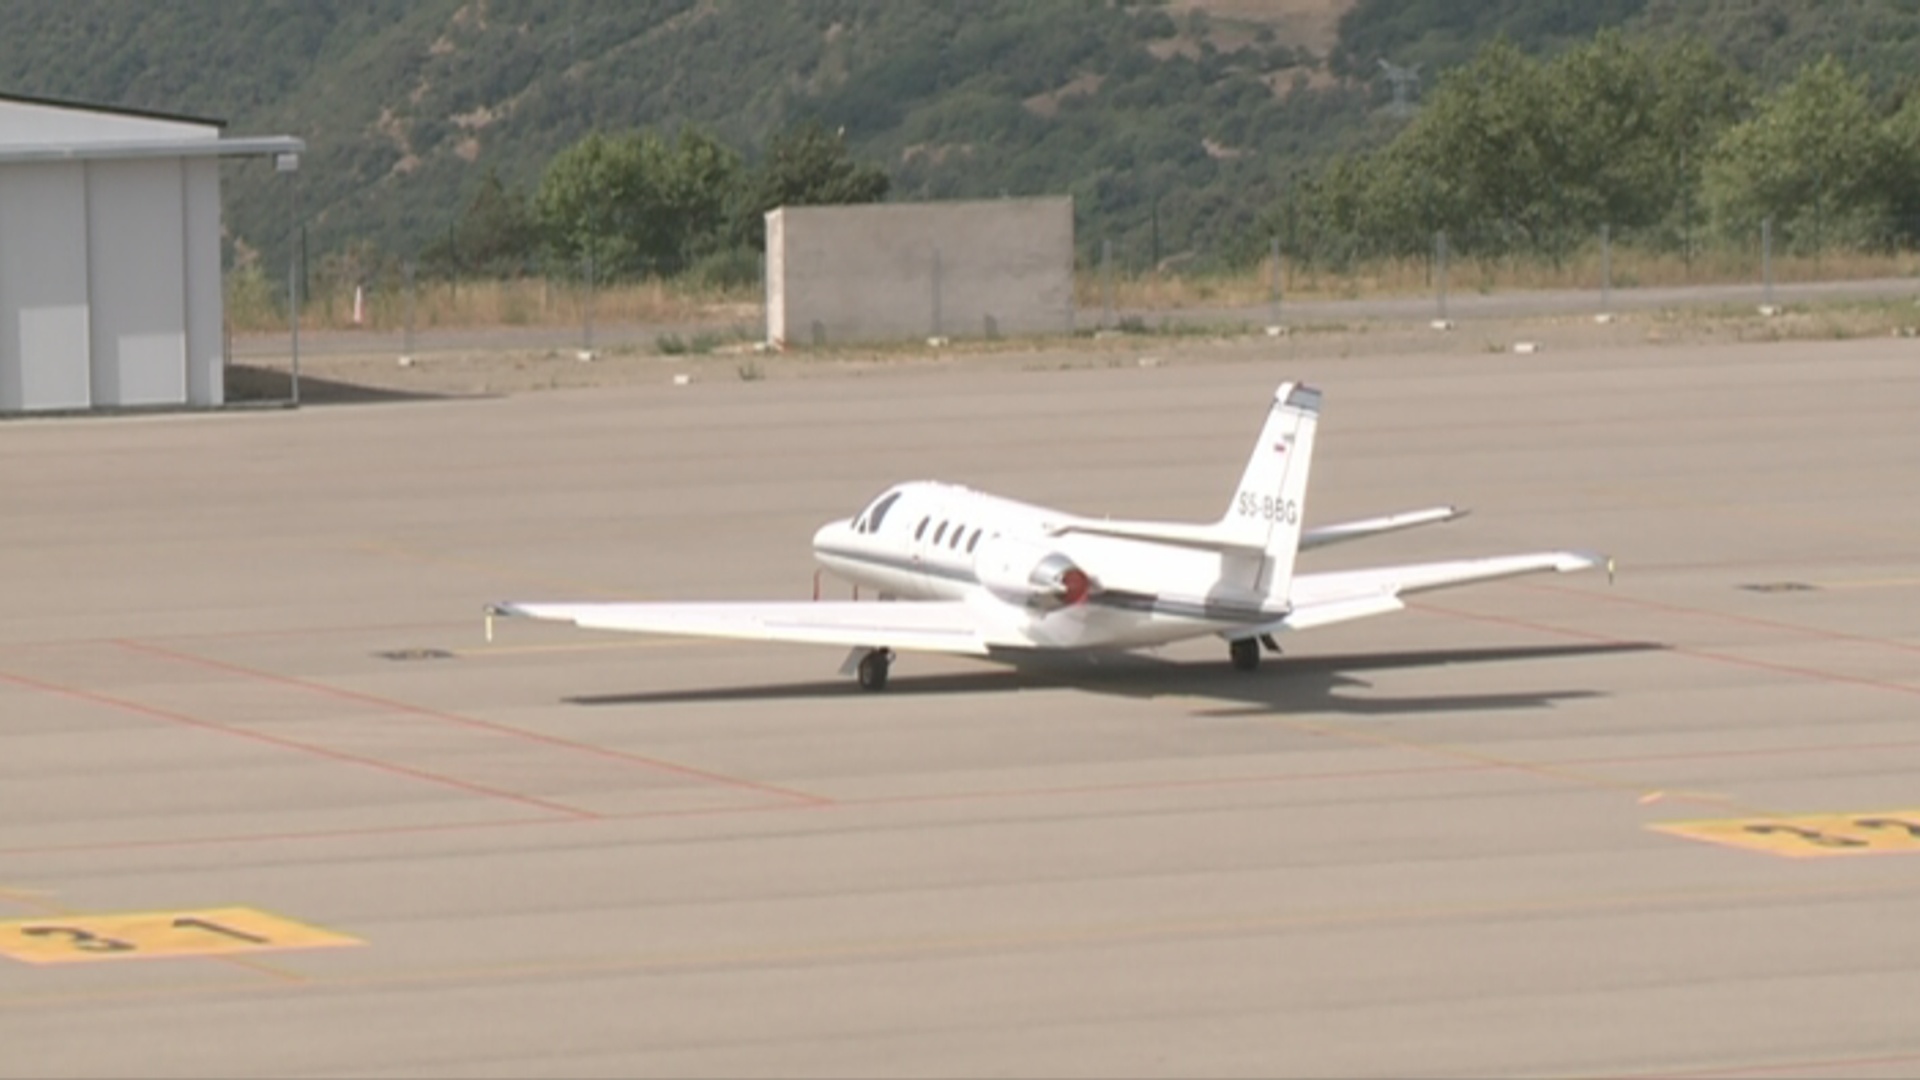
[[1, 1, 1917, 283]]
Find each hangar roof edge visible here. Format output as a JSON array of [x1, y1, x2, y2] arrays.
[[0, 90, 226, 129]]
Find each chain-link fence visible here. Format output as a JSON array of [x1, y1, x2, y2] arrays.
[[226, 203, 1920, 391]]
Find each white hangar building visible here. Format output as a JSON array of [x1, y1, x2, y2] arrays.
[[0, 93, 301, 414]]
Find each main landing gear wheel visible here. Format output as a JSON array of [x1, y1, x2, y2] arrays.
[[857, 648, 894, 691], [1229, 637, 1261, 672]]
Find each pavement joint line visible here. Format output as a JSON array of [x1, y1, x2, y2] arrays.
[[1595, 1050, 1920, 1079], [1401, 602, 1787, 817], [0, 760, 1497, 859], [2, 876, 1915, 1013], [0, 620, 466, 653], [349, 538, 634, 600], [1525, 579, 1920, 658], [1410, 598, 1920, 817], [1266, 711, 1767, 817], [112, 638, 832, 808], [0, 816, 573, 859], [451, 637, 706, 657], [22, 721, 1920, 860], [1586, 471, 1920, 550], [1417, 598, 1920, 701], [0, 665, 598, 822], [1811, 574, 1920, 590]]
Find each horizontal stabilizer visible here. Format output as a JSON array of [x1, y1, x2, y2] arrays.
[[1047, 518, 1264, 552], [1050, 505, 1466, 555], [1299, 506, 1467, 551]]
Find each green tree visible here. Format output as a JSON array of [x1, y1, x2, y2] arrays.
[[423, 167, 539, 277], [534, 126, 745, 277], [1703, 55, 1894, 249], [534, 132, 664, 277], [737, 120, 891, 249], [652, 127, 745, 271], [1549, 32, 1746, 238], [1881, 88, 1920, 231], [1382, 38, 1561, 249], [1288, 31, 1749, 261]]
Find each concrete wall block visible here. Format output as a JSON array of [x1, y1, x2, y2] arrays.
[[767, 197, 1073, 346]]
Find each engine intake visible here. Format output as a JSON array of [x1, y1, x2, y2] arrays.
[[975, 539, 1097, 609]]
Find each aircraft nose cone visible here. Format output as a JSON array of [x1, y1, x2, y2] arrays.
[[813, 519, 848, 553]]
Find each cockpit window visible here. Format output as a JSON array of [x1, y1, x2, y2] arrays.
[[865, 491, 903, 533]]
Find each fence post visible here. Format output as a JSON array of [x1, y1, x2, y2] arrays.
[[1101, 237, 1114, 329], [1268, 235, 1281, 328], [1762, 216, 1774, 310], [1814, 172, 1824, 276], [1600, 223, 1612, 314], [930, 245, 943, 338], [1435, 230, 1450, 324], [403, 259, 416, 360], [581, 251, 595, 358]]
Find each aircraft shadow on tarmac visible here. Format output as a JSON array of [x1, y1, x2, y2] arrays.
[[566, 641, 1663, 717]]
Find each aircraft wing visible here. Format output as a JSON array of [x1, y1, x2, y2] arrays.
[[1263, 550, 1606, 633], [488, 600, 995, 655]]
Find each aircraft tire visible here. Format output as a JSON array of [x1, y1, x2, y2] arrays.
[[857, 648, 892, 691], [1229, 637, 1260, 672]]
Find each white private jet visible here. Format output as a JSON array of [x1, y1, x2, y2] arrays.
[[488, 381, 1606, 690]]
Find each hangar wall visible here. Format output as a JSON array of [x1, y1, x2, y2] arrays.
[[0, 97, 246, 414], [0, 162, 90, 411], [766, 197, 1075, 346]]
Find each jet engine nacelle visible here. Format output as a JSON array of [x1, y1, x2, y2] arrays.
[[973, 537, 1096, 609]]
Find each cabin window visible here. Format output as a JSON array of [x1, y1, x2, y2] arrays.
[[915, 517, 930, 540], [949, 525, 965, 549], [866, 491, 903, 532], [932, 521, 949, 546], [966, 528, 982, 553]]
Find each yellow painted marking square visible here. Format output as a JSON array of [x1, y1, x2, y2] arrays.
[[0, 906, 360, 965], [1653, 808, 1920, 858]]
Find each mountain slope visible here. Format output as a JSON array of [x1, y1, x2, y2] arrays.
[[0, 1, 1912, 277]]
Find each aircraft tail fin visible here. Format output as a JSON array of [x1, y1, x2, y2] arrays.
[[1216, 381, 1321, 597]]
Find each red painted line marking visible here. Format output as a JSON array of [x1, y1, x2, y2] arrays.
[[10, 608, 1915, 861], [1527, 580, 1920, 658], [114, 639, 830, 808], [0, 668, 595, 821]]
